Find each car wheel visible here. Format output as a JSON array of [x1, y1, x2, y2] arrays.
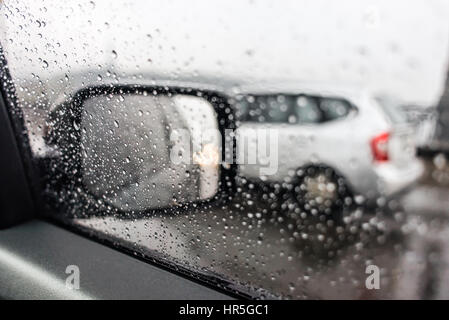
[[293, 165, 352, 221]]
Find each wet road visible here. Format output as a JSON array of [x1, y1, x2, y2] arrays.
[[22, 107, 449, 299], [73, 160, 449, 299], [22, 107, 449, 298]]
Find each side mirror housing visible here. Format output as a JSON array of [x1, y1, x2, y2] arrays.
[[44, 85, 236, 214]]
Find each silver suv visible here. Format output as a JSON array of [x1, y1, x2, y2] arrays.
[[235, 83, 424, 210]]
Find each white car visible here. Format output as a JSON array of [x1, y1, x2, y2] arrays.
[[235, 83, 424, 212]]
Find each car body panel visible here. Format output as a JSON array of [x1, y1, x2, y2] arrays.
[[235, 85, 423, 200]]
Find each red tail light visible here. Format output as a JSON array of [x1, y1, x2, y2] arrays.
[[371, 132, 390, 162]]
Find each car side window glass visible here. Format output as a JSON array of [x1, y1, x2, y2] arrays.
[[320, 98, 352, 121], [262, 95, 291, 123], [2, 0, 449, 300], [294, 95, 322, 124], [239, 95, 291, 123]]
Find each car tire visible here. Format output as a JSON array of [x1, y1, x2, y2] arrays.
[[293, 165, 352, 222]]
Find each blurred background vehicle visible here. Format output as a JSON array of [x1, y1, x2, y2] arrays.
[[375, 95, 438, 148], [400, 104, 437, 147], [235, 84, 424, 214]]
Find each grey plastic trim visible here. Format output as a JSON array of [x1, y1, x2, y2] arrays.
[[0, 220, 232, 300]]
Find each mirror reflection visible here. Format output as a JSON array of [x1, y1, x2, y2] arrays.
[[47, 90, 221, 212]]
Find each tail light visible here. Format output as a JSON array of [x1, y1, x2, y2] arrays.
[[371, 132, 390, 162]]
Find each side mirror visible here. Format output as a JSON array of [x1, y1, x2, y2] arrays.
[[44, 85, 236, 213]]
